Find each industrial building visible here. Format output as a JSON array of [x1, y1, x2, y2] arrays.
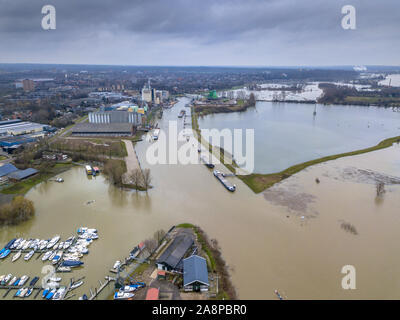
[[88, 111, 143, 125], [71, 123, 135, 137], [0, 163, 38, 181]]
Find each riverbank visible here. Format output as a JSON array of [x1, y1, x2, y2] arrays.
[[192, 106, 400, 193], [176, 223, 237, 300], [193, 99, 254, 116]]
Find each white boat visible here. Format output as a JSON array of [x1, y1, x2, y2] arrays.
[[8, 276, 17, 286], [114, 291, 134, 300], [19, 275, 29, 286], [119, 285, 136, 293], [20, 287, 28, 297], [42, 251, 53, 261], [0, 275, 4, 283], [39, 240, 49, 250], [24, 288, 33, 297], [47, 235, 60, 249], [52, 286, 66, 300], [12, 250, 22, 262], [24, 250, 35, 261], [48, 251, 57, 261], [57, 267, 71, 272], [53, 243, 59, 250], [16, 240, 26, 250], [49, 277, 61, 282], [113, 260, 121, 270], [11, 238, 22, 249], [52, 251, 63, 264], [3, 274, 12, 285], [58, 242, 64, 249], [70, 280, 84, 290], [22, 240, 32, 250]]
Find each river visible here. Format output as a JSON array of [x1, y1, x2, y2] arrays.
[[1, 97, 400, 299], [197, 102, 400, 173]]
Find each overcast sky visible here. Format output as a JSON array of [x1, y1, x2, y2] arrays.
[[0, 0, 398, 66]]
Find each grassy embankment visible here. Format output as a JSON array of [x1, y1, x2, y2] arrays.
[[192, 107, 400, 194], [177, 223, 236, 300]]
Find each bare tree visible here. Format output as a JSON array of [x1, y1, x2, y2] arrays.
[[144, 238, 158, 253], [142, 168, 152, 191], [129, 168, 143, 191], [154, 229, 166, 245], [376, 182, 385, 197]]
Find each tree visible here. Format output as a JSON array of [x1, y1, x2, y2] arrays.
[[376, 182, 385, 197], [129, 168, 143, 191], [154, 229, 166, 245], [103, 160, 125, 187], [144, 238, 158, 254], [142, 168, 152, 191], [247, 93, 256, 106]]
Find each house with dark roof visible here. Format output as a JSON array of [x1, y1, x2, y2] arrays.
[[156, 233, 194, 272], [183, 255, 209, 292]]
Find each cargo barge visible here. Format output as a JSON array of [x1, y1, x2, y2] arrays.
[[213, 170, 236, 192]]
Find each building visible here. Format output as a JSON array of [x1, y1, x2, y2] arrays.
[[22, 79, 35, 92], [156, 232, 194, 272], [71, 123, 135, 137], [183, 255, 209, 292], [88, 111, 142, 126], [146, 288, 159, 300], [8, 168, 38, 181], [0, 163, 18, 177]]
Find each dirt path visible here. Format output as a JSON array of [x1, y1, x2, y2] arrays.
[[122, 140, 141, 184]]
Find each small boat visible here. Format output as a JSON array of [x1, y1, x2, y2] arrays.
[[10, 238, 22, 249], [19, 288, 28, 297], [15, 288, 22, 297], [16, 240, 26, 250], [57, 267, 71, 273], [113, 260, 121, 270], [19, 275, 29, 286], [52, 251, 63, 264], [114, 291, 134, 300], [77, 227, 97, 234], [70, 280, 84, 290], [39, 240, 48, 250], [48, 277, 61, 282], [79, 294, 88, 300], [42, 251, 53, 261], [24, 288, 33, 297], [42, 288, 50, 298], [12, 277, 21, 286], [8, 276, 17, 286], [22, 240, 32, 250], [29, 277, 39, 286], [12, 250, 22, 262], [47, 235, 60, 249], [53, 243, 59, 250], [46, 288, 57, 300], [0, 249, 11, 259], [274, 289, 283, 300], [56, 177, 64, 183], [119, 285, 136, 293], [48, 251, 57, 261], [4, 238, 16, 249], [24, 250, 35, 261], [52, 287, 66, 300], [2, 274, 12, 285], [62, 260, 84, 268], [0, 275, 4, 283], [58, 241, 64, 249]]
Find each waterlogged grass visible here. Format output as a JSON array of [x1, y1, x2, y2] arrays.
[[239, 135, 400, 193], [192, 108, 400, 194]]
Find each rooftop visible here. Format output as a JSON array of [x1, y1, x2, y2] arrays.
[[156, 232, 194, 270], [72, 122, 133, 133], [183, 255, 209, 287]]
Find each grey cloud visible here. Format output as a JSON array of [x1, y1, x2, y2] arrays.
[[0, 0, 399, 65]]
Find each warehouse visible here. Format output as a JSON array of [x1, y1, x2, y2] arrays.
[[183, 255, 209, 292], [71, 123, 135, 137], [88, 111, 143, 125], [8, 168, 39, 181]]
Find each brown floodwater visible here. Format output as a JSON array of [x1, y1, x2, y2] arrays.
[[1, 98, 400, 299]]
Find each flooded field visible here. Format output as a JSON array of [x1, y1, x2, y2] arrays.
[[1, 98, 400, 299]]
